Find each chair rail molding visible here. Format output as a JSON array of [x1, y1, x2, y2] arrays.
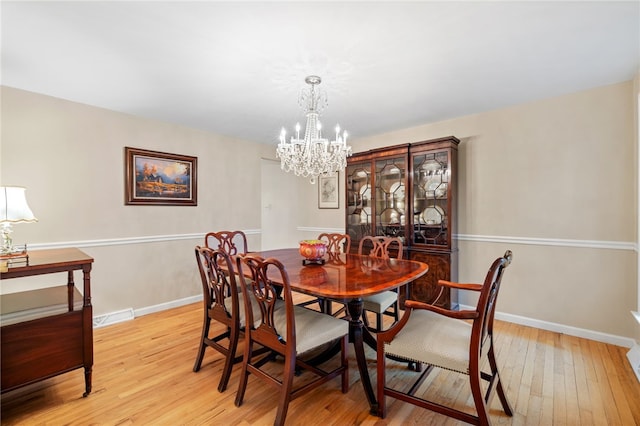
[[23, 231, 635, 252], [298, 226, 346, 234], [26, 230, 262, 250], [456, 234, 635, 251]]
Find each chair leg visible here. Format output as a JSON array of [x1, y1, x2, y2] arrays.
[[469, 368, 491, 426], [193, 318, 210, 372], [376, 344, 387, 418], [376, 313, 382, 332], [218, 325, 239, 393], [234, 340, 252, 407], [362, 311, 371, 328], [324, 299, 333, 315], [341, 335, 349, 393], [487, 344, 513, 416], [275, 353, 296, 426]]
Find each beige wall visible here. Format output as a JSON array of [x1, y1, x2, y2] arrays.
[[2, 81, 638, 342], [1, 86, 274, 315], [335, 81, 637, 340]]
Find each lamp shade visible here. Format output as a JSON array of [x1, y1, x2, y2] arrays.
[[0, 186, 38, 223]]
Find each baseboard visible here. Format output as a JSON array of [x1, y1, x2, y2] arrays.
[[627, 344, 640, 383], [460, 304, 636, 348], [92, 295, 202, 328], [133, 295, 202, 318]]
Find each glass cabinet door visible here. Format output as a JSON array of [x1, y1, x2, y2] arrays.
[[374, 156, 407, 242], [345, 136, 459, 307], [346, 161, 372, 245], [412, 150, 450, 247]]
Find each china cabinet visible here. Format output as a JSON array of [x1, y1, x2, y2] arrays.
[[345, 136, 459, 308]]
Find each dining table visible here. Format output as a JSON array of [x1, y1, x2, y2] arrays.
[[253, 248, 428, 415]]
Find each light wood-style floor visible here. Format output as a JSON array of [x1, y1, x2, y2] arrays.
[[2, 301, 640, 425]]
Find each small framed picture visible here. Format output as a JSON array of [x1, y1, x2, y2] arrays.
[[125, 147, 197, 206], [318, 175, 339, 209]]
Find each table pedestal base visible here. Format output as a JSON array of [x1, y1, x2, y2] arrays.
[[347, 299, 378, 415]]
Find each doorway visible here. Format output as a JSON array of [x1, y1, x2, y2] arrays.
[[260, 159, 299, 250]]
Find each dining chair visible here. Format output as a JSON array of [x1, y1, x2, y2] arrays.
[[320, 233, 352, 316], [193, 246, 266, 392], [376, 250, 514, 425], [358, 235, 404, 332], [205, 230, 248, 255], [192, 245, 243, 392], [205, 230, 251, 286], [318, 232, 351, 254], [234, 254, 349, 426]]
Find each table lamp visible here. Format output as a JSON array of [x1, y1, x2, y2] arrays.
[[1, 186, 38, 258]]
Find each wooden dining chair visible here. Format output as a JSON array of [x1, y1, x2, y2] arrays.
[[318, 232, 351, 254], [205, 230, 248, 255], [358, 235, 404, 332], [234, 254, 349, 426], [193, 246, 266, 392], [193, 245, 243, 392], [205, 230, 251, 285], [376, 250, 514, 425]]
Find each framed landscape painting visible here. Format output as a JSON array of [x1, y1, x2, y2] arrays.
[[318, 175, 339, 209], [125, 147, 197, 206]]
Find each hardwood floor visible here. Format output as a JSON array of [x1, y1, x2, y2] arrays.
[[2, 301, 640, 425]]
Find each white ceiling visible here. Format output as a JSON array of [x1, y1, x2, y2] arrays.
[[2, 1, 639, 145]]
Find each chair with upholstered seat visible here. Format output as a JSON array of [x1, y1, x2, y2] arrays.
[[192, 246, 246, 392], [358, 235, 403, 332], [234, 254, 349, 426], [376, 250, 514, 425]]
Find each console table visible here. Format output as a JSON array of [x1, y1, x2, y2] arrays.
[[1, 248, 94, 397]]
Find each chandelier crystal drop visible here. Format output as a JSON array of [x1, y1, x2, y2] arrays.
[[276, 75, 352, 184]]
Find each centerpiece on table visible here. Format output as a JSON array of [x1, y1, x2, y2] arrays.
[[299, 240, 327, 265]]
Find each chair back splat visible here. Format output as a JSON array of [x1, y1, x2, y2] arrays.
[[234, 254, 349, 426], [205, 230, 248, 256], [376, 250, 514, 426], [358, 235, 403, 259], [318, 232, 351, 254]]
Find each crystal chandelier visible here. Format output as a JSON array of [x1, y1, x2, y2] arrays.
[[276, 75, 352, 184]]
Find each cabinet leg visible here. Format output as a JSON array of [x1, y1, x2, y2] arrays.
[[83, 367, 92, 397]]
